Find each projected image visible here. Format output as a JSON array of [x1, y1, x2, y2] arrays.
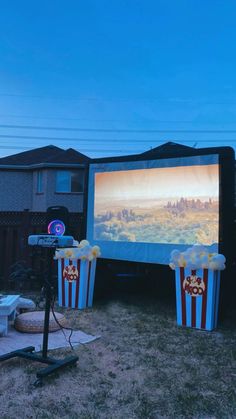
[[94, 164, 219, 245]]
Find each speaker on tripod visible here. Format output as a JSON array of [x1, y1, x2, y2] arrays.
[[0, 206, 78, 386]]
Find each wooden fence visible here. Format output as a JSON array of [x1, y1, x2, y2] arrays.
[[0, 211, 85, 291]]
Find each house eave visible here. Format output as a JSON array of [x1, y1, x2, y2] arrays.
[[0, 162, 87, 170]]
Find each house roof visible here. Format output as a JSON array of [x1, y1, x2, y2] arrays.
[[91, 141, 195, 163], [0, 145, 90, 168], [140, 141, 193, 157], [91, 141, 235, 165]]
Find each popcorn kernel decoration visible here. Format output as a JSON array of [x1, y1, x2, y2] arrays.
[[92, 245, 101, 258], [65, 249, 74, 259], [54, 240, 101, 261], [169, 245, 226, 271], [78, 239, 90, 248]]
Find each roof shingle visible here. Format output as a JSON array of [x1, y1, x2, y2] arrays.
[[0, 145, 90, 166]]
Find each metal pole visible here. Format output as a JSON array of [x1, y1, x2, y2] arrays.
[[42, 248, 53, 358]]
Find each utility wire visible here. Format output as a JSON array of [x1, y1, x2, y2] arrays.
[[0, 114, 195, 124], [0, 141, 234, 153], [0, 124, 236, 133], [0, 145, 142, 153], [0, 134, 235, 143], [0, 92, 235, 105]]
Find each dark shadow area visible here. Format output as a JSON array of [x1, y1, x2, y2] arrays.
[[94, 259, 176, 303], [93, 258, 236, 326]]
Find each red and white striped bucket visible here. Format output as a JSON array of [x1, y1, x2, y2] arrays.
[[57, 258, 97, 309], [175, 267, 221, 331]]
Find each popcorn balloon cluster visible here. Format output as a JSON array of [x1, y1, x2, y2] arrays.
[[169, 245, 226, 271], [54, 239, 101, 261]]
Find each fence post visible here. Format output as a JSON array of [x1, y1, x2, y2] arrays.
[[19, 209, 31, 265]]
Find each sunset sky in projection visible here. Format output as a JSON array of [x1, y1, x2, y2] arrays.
[[95, 164, 219, 202]]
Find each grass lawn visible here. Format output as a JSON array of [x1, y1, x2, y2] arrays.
[[0, 291, 236, 418]]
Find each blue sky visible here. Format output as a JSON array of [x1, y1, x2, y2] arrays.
[[0, 0, 236, 158]]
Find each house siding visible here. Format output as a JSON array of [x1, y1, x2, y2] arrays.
[[0, 170, 33, 211], [32, 169, 48, 211], [32, 169, 84, 212], [0, 168, 85, 213]]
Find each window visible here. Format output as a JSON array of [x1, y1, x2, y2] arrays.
[[56, 170, 84, 193], [36, 171, 43, 193]]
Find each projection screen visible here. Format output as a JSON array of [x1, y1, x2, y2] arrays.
[[86, 154, 219, 265]]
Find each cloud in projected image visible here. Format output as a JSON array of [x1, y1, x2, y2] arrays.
[[95, 164, 218, 203]]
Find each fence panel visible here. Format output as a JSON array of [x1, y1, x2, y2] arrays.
[[0, 211, 84, 291]]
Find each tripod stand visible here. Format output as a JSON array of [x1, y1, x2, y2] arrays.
[[0, 247, 78, 387]]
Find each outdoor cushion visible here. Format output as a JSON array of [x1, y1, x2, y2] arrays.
[[14, 311, 67, 333], [16, 297, 36, 311]]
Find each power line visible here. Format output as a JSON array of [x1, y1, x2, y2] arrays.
[[0, 92, 236, 105], [0, 134, 235, 143], [0, 141, 235, 155], [0, 145, 140, 153], [0, 134, 143, 142], [0, 141, 234, 154], [1, 123, 236, 133], [0, 93, 100, 101], [0, 113, 194, 124]]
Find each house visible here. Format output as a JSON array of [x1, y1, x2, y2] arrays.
[[0, 145, 90, 213], [0, 145, 90, 289]]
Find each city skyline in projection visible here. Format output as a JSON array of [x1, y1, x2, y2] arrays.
[[94, 164, 219, 246]]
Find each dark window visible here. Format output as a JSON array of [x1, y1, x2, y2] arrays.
[[56, 170, 84, 193], [36, 171, 43, 193]]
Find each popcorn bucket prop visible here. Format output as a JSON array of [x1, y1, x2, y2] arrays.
[[55, 240, 101, 310], [175, 267, 221, 331], [58, 258, 97, 309], [169, 245, 225, 332]]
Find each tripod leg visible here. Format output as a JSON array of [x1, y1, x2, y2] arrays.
[[36, 356, 78, 379], [42, 248, 54, 358], [42, 285, 51, 358]]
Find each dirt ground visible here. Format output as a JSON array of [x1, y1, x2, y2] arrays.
[[0, 291, 236, 419]]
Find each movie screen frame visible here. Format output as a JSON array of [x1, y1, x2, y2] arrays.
[[86, 149, 234, 265]]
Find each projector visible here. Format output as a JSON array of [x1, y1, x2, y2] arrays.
[[28, 235, 74, 248]]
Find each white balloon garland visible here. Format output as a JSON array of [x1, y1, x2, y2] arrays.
[[169, 245, 226, 271], [54, 240, 101, 261]]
